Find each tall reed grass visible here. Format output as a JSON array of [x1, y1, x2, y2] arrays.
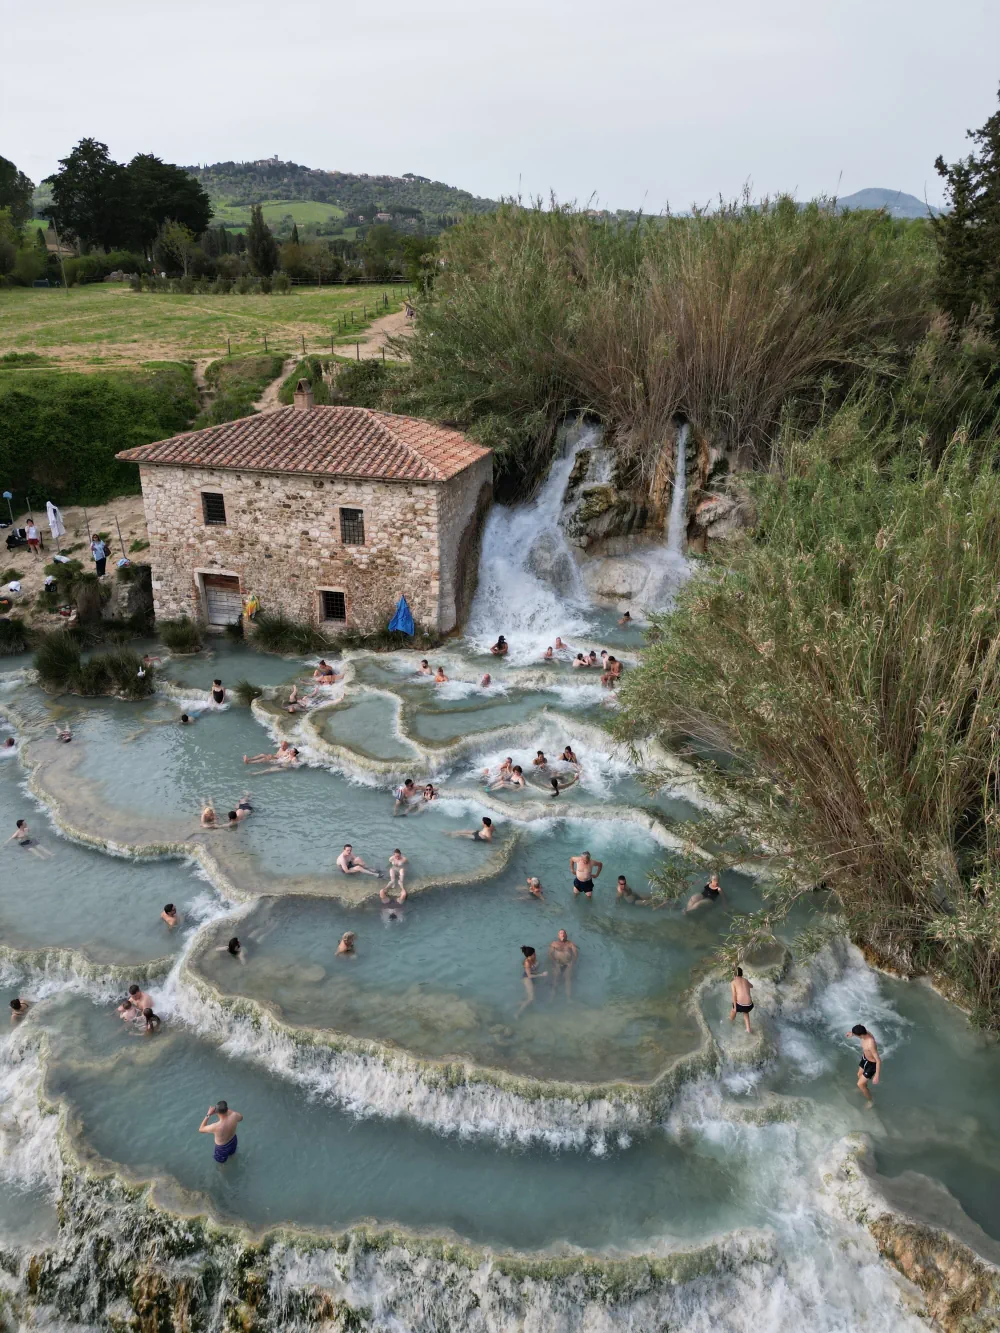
[[616, 373, 1000, 1023], [393, 200, 933, 492]]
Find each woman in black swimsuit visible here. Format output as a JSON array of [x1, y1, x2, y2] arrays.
[[685, 872, 724, 913], [211, 679, 226, 705]]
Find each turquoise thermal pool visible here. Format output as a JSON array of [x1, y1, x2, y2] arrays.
[[3, 433, 1000, 1333]]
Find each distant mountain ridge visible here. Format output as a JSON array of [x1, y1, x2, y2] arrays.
[[185, 158, 499, 223], [833, 188, 939, 219]]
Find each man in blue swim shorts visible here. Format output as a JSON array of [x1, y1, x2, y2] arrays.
[[198, 1100, 243, 1164]]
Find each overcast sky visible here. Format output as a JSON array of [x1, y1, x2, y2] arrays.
[[4, 0, 998, 210]]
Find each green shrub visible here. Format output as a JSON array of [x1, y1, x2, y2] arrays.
[[333, 359, 398, 409], [278, 357, 332, 406], [233, 678, 263, 706], [103, 648, 155, 699], [129, 538, 150, 552], [0, 365, 196, 506], [158, 617, 203, 653], [1, 567, 22, 582], [73, 656, 110, 695], [0, 617, 29, 656], [193, 354, 285, 428], [33, 632, 82, 689], [250, 611, 331, 655]]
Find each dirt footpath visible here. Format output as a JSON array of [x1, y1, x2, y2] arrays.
[[3, 495, 149, 622], [339, 308, 415, 361]]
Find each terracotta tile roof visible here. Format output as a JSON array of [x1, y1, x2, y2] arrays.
[[116, 406, 490, 484]]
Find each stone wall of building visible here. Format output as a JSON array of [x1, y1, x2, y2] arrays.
[[137, 463, 490, 631], [435, 456, 494, 630]]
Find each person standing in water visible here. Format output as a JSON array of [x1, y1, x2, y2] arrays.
[[570, 851, 602, 897], [730, 967, 754, 1032], [198, 1101, 242, 1164], [490, 635, 508, 656], [548, 929, 579, 997], [517, 946, 546, 1016], [211, 679, 226, 705], [847, 1024, 881, 1102]]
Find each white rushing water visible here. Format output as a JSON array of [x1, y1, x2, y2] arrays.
[[642, 423, 692, 608], [465, 426, 598, 661]]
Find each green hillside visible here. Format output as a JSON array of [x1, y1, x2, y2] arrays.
[[185, 158, 498, 235]]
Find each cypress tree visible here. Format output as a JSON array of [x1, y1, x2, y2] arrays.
[[291, 222, 300, 245], [246, 204, 278, 277]]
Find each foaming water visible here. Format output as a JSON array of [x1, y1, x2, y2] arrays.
[[466, 426, 598, 661]]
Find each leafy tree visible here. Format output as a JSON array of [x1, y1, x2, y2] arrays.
[[0, 207, 18, 276], [153, 220, 198, 277], [246, 204, 278, 276], [0, 155, 33, 228], [934, 85, 1000, 332], [43, 138, 126, 251], [124, 154, 212, 253]]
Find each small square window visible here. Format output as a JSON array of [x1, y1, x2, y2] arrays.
[[202, 492, 227, 526], [321, 589, 347, 622], [339, 508, 365, 545]]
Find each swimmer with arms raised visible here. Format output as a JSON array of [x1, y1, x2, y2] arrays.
[[570, 851, 602, 897], [199, 1100, 242, 1164], [847, 1024, 881, 1103], [730, 967, 754, 1032]]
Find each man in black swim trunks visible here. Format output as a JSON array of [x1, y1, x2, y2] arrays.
[[847, 1024, 881, 1103], [729, 967, 754, 1033], [569, 851, 602, 897]]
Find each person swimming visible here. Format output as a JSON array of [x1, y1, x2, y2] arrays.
[[7, 819, 53, 858], [117, 998, 143, 1024], [542, 646, 554, 661], [417, 659, 432, 675], [447, 817, 493, 842], [161, 903, 180, 928], [480, 673, 491, 687], [211, 679, 226, 705], [685, 872, 723, 913], [143, 1007, 162, 1034], [561, 745, 580, 769], [244, 742, 291, 765], [128, 983, 154, 1011], [434, 666, 448, 684], [180, 713, 192, 725], [393, 779, 417, 814], [313, 659, 338, 682], [522, 876, 544, 900], [554, 637, 568, 651], [200, 801, 217, 829], [618, 610, 632, 626], [490, 635, 508, 656], [236, 795, 253, 817], [9, 997, 30, 1024], [533, 751, 548, 768], [572, 654, 589, 669], [2, 737, 15, 749], [337, 931, 356, 955], [550, 773, 578, 797]]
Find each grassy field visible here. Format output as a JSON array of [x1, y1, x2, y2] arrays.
[[0, 285, 411, 367], [210, 199, 347, 227]]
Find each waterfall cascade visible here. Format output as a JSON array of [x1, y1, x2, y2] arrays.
[[465, 426, 599, 659], [666, 423, 689, 555]]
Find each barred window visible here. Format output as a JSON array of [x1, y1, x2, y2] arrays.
[[202, 492, 227, 526], [320, 589, 347, 622], [339, 508, 365, 545]]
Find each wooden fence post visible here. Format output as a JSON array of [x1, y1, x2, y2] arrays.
[[301, 334, 305, 354], [264, 333, 268, 352], [356, 343, 360, 361], [227, 337, 231, 357]]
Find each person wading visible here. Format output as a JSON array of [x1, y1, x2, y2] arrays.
[[198, 1101, 243, 1163]]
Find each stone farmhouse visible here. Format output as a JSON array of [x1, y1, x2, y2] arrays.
[[116, 383, 493, 633]]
